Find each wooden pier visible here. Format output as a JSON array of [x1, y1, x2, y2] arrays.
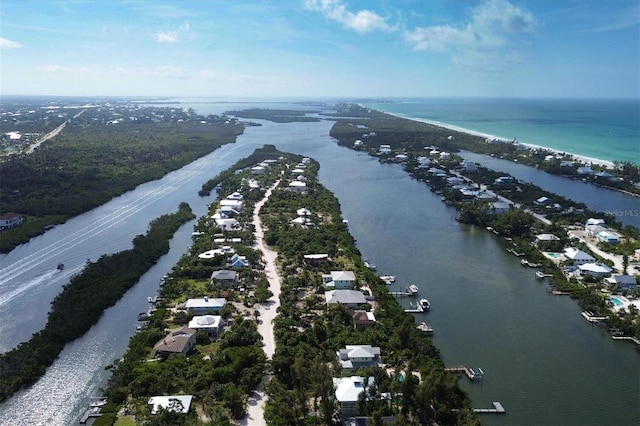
[[445, 365, 484, 381], [581, 311, 607, 323], [389, 291, 411, 297], [79, 407, 102, 424]]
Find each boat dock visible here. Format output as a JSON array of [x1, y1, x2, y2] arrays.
[[404, 303, 425, 313], [581, 311, 607, 323], [390, 291, 411, 297], [79, 407, 102, 424], [445, 365, 484, 381], [473, 402, 506, 414]]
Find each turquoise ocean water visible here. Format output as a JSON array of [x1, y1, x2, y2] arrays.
[[361, 98, 640, 165]]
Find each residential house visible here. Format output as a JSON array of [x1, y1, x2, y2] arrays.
[[378, 144, 392, 155], [227, 253, 248, 269], [183, 297, 226, 314], [460, 160, 477, 172], [325, 290, 366, 307], [577, 166, 594, 175], [297, 207, 311, 216], [596, 230, 621, 244], [288, 181, 307, 193], [188, 315, 223, 338], [489, 201, 511, 214], [148, 395, 193, 415], [333, 376, 374, 417], [220, 199, 243, 212], [586, 218, 606, 227], [226, 191, 243, 201], [211, 270, 238, 287], [534, 234, 560, 244], [494, 176, 515, 185], [349, 310, 376, 329], [322, 270, 356, 289], [393, 154, 409, 163], [336, 345, 382, 371], [564, 247, 596, 265], [214, 217, 240, 231], [153, 327, 197, 358], [604, 275, 637, 290], [535, 196, 552, 206], [0, 213, 23, 230], [579, 262, 613, 278], [303, 253, 330, 265]]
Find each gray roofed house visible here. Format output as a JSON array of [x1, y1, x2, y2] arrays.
[[604, 275, 637, 290], [210, 270, 238, 286], [325, 290, 366, 307]]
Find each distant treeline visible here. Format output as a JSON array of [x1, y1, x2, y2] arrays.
[[0, 203, 195, 402], [0, 117, 243, 252]]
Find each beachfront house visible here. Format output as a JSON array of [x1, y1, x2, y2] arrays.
[[325, 290, 367, 307], [577, 166, 595, 175], [378, 144, 392, 155], [604, 275, 637, 291], [564, 247, 596, 265], [322, 270, 356, 289], [153, 327, 197, 358], [494, 176, 515, 185], [336, 345, 382, 372]]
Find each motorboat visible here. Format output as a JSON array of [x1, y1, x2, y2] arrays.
[[419, 298, 430, 310], [417, 321, 433, 334], [56, 263, 64, 271], [407, 284, 419, 295], [535, 270, 545, 279], [379, 275, 395, 284]]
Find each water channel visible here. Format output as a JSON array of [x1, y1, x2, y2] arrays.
[[0, 106, 638, 425]]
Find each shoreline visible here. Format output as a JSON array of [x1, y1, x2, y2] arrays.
[[379, 110, 617, 169]]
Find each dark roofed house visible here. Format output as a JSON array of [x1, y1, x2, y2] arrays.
[[211, 269, 239, 286], [349, 309, 376, 329], [153, 327, 197, 358]]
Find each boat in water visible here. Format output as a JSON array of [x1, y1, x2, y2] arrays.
[[406, 284, 419, 296], [379, 275, 395, 284], [419, 298, 431, 310], [417, 321, 433, 334], [56, 263, 64, 271], [364, 260, 377, 271]]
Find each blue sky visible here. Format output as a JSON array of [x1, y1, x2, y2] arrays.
[[1, 0, 638, 98]]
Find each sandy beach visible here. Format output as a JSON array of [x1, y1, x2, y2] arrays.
[[240, 180, 282, 426], [384, 111, 616, 169]]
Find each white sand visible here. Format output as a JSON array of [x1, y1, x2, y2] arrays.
[[385, 112, 616, 169], [239, 180, 282, 426]]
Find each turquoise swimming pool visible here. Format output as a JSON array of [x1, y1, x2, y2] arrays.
[[610, 297, 624, 307]]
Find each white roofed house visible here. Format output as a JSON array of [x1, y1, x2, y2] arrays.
[[489, 201, 511, 214], [534, 234, 560, 244], [183, 297, 227, 314], [188, 315, 223, 338], [336, 345, 382, 372], [333, 376, 389, 417], [219, 199, 243, 212], [596, 230, 621, 244], [322, 270, 356, 289], [579, 262, 613, 278], [148, 395, 193, 415], [288, 181, 307, 193], [563, 247, 596, 265], [378, 144, 392, 154]]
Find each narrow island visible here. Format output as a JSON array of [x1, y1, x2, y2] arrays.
[[94, 145, 479, 425]]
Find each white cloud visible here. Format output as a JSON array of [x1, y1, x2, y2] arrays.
[[0, 37, 24, 49], [305, 0, 396, 34], [404, 0, 535, 53], [156, 31, 179, 43]]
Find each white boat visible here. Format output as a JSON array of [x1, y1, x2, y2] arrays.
[[379, 275, 395, 284], [535, 270, 545, 279], [417, 321, 433, 334], [364, 261, 377, 271], [89, 397, 108, 408], [407, 284, 419, 295], [419, 298, 430, 310]]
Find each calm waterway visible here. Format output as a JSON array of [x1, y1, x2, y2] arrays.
[[0, 107, 638, 425]]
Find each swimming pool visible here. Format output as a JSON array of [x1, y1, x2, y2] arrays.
[[546, 252, 562, 258], [610, 297, 624, 307]]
